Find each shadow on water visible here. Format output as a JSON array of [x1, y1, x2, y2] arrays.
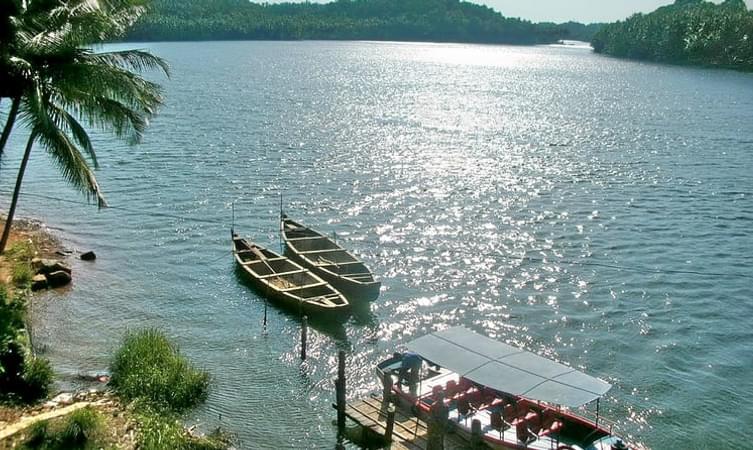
[[348, 298, 379, 328], [232, 265, 349, 343]]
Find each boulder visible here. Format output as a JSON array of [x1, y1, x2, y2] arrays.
[[50, 392, 74, 405], [80, 251, 96, 261], [35, 259, 72, 276], [47, 270, 72, 288], [31, 274, 48, 291]]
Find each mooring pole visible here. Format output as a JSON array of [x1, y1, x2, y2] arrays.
[[262, 298, 268, 334], [300, 316, 308, 360], [381, 371, 394, 405], [384, 403, 396, 442], [427, 391, 448, 450], [336, 350, 346, 434], [471, 418, 483, 449]]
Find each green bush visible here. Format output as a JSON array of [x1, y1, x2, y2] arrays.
[[12, 263, 34, 288], [5, 240, 35, 263], [135, 405, 229, 450], [22, 407, 103, 449], [25, 419, 50, 448], [20, 356, 53, 403], [60, 407, 103, 447], [110, 329, 209, 412]]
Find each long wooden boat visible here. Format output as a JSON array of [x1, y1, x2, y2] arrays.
[[280, 216, 380, 302], [232, 233, 350, 316], [377, 327, 637, 450]]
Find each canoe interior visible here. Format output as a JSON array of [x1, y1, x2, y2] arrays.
[[232, 236, 348, 306], [282, 219, 377, 283]]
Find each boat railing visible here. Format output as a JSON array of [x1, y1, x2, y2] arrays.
[[577, 408, 618, 434]]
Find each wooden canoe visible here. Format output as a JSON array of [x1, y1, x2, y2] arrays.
[[232, 233, 350, 316], [280, 216, 381, 302]]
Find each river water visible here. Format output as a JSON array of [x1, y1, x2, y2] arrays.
[[1, 41, 752, 449]]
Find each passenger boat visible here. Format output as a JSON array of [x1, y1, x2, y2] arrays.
[[377, 327, 635, 450], [232, 233, 350, 316], [280, 216, 381, 301]]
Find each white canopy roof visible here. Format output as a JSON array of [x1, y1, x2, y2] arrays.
[[406, 326, 612, 408]]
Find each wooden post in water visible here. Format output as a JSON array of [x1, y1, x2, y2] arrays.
[[300, 315, 308, 360], [470, 418, 483, 449], [384, 403, 396, 442], [335, 350, 346, 434]]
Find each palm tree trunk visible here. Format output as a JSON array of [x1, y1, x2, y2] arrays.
[[0, 132, 35, 254], [0, 97, 21, 160]]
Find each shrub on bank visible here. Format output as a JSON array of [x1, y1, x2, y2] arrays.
[[22, 406, 104, 449], [0, 284, 52, 404], [109, 328, 209, 412], [135, 405, 230, 450]]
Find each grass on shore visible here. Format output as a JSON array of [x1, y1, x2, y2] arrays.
[[110, 328, 209, 413], [0, 241, 53, 405], [109, 328, 231, 449], [22, 406, 104, 450]]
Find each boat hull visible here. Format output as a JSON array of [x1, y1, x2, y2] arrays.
[[280, 217, 381, 302], [232, 235, 350, 318], [284, 247, 381, 301]]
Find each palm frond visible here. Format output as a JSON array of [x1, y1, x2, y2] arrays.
[[21, 85, 107, 207], [86, 49, 171, 77], [46, 100, 98, 167]]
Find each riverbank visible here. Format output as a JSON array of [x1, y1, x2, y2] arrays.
[[0, 218, 65, 285], [0, 218, 232, 449]]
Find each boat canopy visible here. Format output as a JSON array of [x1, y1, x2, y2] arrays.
[[406, 327, 612, 408]]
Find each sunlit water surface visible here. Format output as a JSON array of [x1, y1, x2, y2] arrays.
[[2, 41, 752, 449]]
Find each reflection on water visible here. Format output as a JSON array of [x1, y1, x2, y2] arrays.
[[2, 41, 752, 449]]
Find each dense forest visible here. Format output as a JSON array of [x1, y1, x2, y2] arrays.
[[125, 0, 599, 44], [592, 0, 753, 70]]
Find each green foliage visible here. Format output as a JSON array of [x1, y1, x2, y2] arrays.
[[21, 356, 53, 403], [592, 0, 753, 71], [22, 407, 103, 449], [110, 328, 209, 413], [135, 406, 229, 450], [6, 241, 35, 288], [60, 407, 103, 447], [126, 0, 574, 44]]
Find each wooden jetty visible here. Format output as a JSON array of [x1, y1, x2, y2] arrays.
[[343, 393, 471, 450]]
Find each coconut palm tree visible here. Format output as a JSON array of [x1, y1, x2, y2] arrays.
[[0, 0, 169, 253]]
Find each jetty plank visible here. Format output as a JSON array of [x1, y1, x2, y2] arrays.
[[344, 394, 469, 450]]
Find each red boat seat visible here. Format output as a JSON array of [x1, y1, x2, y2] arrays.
[[490, 410, 507, 437], [540, 419, 564, 437], [468, 389, 483, 407], [457, 396, 471, 417], [446, 379, 458, 398], [527, 413, 542, 435], [516, 418, 536, 445], [503, 404, 517, 422]]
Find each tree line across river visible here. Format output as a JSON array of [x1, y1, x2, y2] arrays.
[[127, 0, 753, 72], [593, 0, 753, 71], [125, 0, 601, 44]]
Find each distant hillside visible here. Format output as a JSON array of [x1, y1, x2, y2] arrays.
[[592, 0, 753, 70], [125, 0, 589, 45]]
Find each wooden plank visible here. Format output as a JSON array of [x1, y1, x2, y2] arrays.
[[316, 260, 362, 267], [285, 236, 327, 241], [241, 257, 287, 265], [257, 269, 306, 279], [280, 282, 326, 292], [343, 394, 469, 450], [299, 248, 346, 255]]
